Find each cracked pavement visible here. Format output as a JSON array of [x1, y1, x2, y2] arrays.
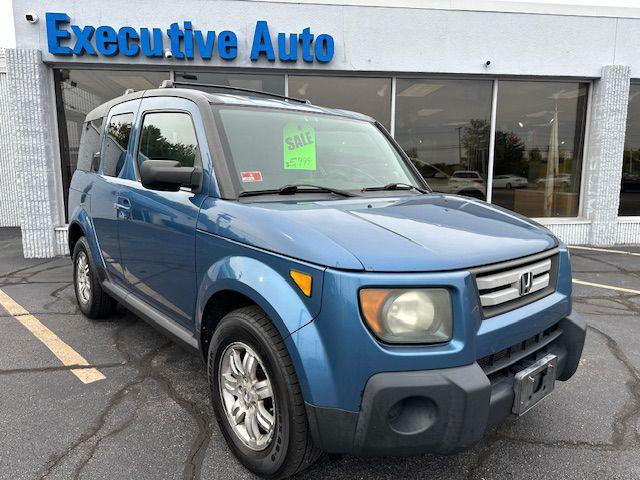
[[0, 227, 639, 479]]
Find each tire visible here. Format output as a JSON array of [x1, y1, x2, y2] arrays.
[[72, 236, 115, 319], [208, 306, 321, 479], [506, 182, 512, 190]]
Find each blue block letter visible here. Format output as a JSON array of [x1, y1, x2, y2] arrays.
[[218, 31, 237, 60], [278, 33, 298, 62], [299, 27, 314, 62], [194, 30, 216, 60], [95, 26, 118, 56], [118, 27, 140, 56], [140, 28, 164, 57], [71, 25, 97, 56], [314, 34, 334, 63], [250, 21, 275, 61], [183, 21, 194, 59], [167, 22, 185, 59], [46, 12, 72, 55]]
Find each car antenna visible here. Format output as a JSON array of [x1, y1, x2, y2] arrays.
[[159, 79, 311, 104]]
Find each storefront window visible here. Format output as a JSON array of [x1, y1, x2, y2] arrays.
[[394, 78, 493, 200], [288, 76, 392, 131], [55, 69, 170, 214], [620, 83, 640, 216], [492, 81, 588, 217], [174, 71, 285, 96]]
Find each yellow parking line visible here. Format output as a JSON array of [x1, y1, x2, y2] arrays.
[[0, 288, 105, 384], [573, 279, 640, 295], [568, 245, 640, 257]]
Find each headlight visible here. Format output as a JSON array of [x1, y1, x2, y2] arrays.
[[359, 288, 452, 344]]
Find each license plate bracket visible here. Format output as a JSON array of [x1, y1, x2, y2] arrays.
[[512, 353, 558, 416]]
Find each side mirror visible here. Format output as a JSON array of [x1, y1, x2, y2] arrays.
[[91, 152, 101, 171], [140, 160, 202, 192]]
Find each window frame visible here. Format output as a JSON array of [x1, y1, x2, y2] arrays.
[[387, 74, 592, 219], [133, 108, 203, 183], [488, 78, 591, 220]]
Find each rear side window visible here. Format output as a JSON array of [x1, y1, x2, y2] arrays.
[[137, 112, 198, 170], [103, 113, 134, 177], [76, 118, 104, 172]]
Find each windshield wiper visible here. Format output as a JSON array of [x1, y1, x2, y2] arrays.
[[239, 184, 355, 198], [361, 182, 428, 194]]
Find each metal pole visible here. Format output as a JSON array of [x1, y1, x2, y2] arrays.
[[390, 77, 397, 137], [487, 79, 499, 203]]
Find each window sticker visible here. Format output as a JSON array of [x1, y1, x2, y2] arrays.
[[283, 123, 316, 170], [241, 171, 263, 183]]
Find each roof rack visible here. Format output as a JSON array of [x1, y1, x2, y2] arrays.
[[159, 79, 310, 104]]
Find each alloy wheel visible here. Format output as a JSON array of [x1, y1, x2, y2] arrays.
[[76, 251, 91, 304], [218, 342, 276, 451]]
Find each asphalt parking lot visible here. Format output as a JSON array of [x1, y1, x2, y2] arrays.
[[0, 227, 639, 480]]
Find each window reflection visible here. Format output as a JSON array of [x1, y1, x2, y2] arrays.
[[394, 79, 493, 200], [174, 71, 284, 97], [288, 76, 392, 131], [621, 83, 640, 216], [492, 81, 588, 217]]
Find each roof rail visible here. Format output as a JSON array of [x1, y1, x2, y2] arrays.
[[159, 79, 310, 104]]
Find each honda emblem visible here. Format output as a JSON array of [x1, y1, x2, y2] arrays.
[[519, 271, 533, 295]]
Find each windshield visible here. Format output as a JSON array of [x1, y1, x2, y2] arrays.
[[215, 107, 423, 193]]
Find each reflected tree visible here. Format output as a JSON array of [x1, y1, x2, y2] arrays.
[[107, 121, 132, 150], [462, 119, 490, 174], [140, 125, 196, 167], [494, 131, 526, 175]]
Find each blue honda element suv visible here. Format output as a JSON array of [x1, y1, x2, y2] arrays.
[[68, 81, 586, 479]]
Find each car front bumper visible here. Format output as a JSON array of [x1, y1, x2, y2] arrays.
[[305, 314, 586, 456]]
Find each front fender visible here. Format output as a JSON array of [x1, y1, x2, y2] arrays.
[[195, 231, 325, 341]]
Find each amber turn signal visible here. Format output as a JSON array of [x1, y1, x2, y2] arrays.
[[359, 289, 392, 334], [290, 270, 312, 297]]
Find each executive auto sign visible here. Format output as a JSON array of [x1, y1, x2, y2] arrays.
[[45, 12, 335, 63]]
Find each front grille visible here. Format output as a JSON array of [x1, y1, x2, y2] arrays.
[[472, 249, 559, 318], [478, 323, 562, 379]]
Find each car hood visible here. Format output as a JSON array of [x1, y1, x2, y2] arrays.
[[198, 194, 558, 272]]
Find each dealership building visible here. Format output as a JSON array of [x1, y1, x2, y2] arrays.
[[1, 0, 640, 257]]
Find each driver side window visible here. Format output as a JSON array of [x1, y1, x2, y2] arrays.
[[138, 112, 199, 172]]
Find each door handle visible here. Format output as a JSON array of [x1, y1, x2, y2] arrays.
[[114, 197, 131, 209], [114, 197, 131, 219]]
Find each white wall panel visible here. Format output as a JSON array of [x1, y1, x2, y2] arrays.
[[0, 48, 21, 227]]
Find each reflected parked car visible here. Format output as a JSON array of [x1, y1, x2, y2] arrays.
[[448, 170, 486, 199], [412, 163, 485, 199], [492, 174, 528, 189], [415, 162, 450, 192], [536, 173, 571, 189]]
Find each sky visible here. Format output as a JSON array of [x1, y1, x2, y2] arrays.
[[1, 0, 640, 48]]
